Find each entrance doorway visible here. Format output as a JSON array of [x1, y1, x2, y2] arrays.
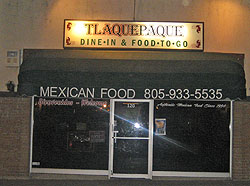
[[109, 99, 154, 179]]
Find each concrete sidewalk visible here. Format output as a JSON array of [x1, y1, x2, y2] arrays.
[[1, 179, 250, 186]]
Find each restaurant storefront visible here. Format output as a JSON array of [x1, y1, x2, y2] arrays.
[[17, 21, 246, 179], [30, 97, 232, 179]]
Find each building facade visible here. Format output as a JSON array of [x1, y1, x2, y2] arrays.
[[0, 0, 250, 96], [0, 0, 250, 180]]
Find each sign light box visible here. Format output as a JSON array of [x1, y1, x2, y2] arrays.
[[64, 20, 204, 51]]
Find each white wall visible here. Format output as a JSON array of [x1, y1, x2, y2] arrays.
[[0, 0, 249, 96]]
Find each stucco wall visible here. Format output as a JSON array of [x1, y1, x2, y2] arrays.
[[0, 0, 250, 96]]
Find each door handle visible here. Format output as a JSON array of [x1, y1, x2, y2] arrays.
[[113, 131, 119, 143]]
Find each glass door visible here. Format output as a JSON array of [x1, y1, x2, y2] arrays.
[[109, 99, 153, 179]]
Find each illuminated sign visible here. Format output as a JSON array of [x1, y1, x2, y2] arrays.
[[64, 20, 204, 51]]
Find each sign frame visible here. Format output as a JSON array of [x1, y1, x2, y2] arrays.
[[63, 20, 204, 51]]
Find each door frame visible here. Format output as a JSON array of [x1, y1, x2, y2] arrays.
[[108, 99, 154, 179]]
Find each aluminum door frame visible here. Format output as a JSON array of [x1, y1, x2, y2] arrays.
[[108, 99, 154, 179]]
